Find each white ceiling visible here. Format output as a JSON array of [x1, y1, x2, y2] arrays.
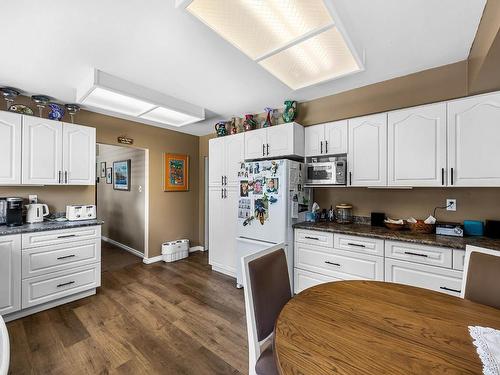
[[0, 0, 485, 136]]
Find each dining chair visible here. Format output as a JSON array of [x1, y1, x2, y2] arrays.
[[461, 245, 500, 309], [0, 315, 9, 375], [241, 243, 292, 375]]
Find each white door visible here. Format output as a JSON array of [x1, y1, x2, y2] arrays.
[[267, 124, 295, 158], [305, 124, 325, 156], [348, 113, 387, 186], [209, 137, 225, 186], [22, 116, 62, 185], [63, 123, 96, 185], [0, 234, 21, 315], [0, 111, 22, 185], [324, 120, 348, 155], [448, 92, 500, 186], [244, 128, 267, 160], [222, 186, 239, 274], [388, 103, 447, 186], [208, 186, 232, 275], [224, 133, 245, 186]]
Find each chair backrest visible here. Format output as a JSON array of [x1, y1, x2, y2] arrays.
[[461, 245, 500, 309], [242, 244, 292, 375], [0, 315, 9, 375]]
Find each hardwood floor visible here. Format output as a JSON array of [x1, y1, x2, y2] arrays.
[[7, 242, 248, 375]]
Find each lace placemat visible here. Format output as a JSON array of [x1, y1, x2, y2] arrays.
[[469, 326, 500, 375]]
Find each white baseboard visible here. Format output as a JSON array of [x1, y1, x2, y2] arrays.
[[102, 236, 144, 259], [189, 245, 205, 253], [143, 255, 163, 264]]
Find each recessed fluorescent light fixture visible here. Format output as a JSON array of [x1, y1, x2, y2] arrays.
[[76, 69, 205, 127], [179, 0, 363, 90]]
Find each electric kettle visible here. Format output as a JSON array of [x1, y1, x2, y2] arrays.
[[25, 204, 49, 224]]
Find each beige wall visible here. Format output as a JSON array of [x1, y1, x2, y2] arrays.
[[97, 144, 145, 253]]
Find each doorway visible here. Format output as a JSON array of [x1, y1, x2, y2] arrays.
[[96, 143, 149, 258]]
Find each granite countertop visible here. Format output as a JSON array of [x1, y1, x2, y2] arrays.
[[293, 221, 500, 251], [0, 219, 104, 236]]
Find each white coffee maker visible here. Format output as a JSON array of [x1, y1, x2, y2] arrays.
[[25, 204, 49, 224]]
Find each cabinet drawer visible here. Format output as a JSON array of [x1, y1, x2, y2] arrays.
[[295, 229, 333, 248], [453, 249, 466, 271], [334, 234, 384, 257], [295, 242, 384, 281], [385, 241, 452, 268], [294, 268, 340, 294], [22, 239, 101, 278], [385, 259, 463, 297], [22, 263, 101, 309], [22, 225, 101, 249]]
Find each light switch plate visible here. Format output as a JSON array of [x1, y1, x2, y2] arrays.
[[446, 199, 457, 211], [29, 195, 38, 204]]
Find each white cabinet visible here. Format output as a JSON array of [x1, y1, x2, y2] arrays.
[[22, 116, 95, 185], [244, 123, 304, 160], [63, 123, 96, 185], [0, 111, 22, 184], [294, 268, 339, 294], [0, 235, 21, 315], [209, 133, 245, 187], [348, 113, 387, 186], [388, 103, 447, 186], [305, 120, 348, 157], [22, 116, 63, 185], [448, 92, 500, 186]]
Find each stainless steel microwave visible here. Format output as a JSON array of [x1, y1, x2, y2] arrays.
[[306, 161, 347, 185]]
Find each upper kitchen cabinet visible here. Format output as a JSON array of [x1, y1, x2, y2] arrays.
[[209, 133, 245, 187], [305, 120, 348, 157], [448, 92, 500, 186], [388, 103, 447, 187], [348, 113, 387, 186], [0, 111, 22, 185], [244, 123, 304, 160], [62, 123, 96, 185]]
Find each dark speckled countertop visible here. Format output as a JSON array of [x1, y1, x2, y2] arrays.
[[0, 219, 104, 236], [293, 221, 500, 251]]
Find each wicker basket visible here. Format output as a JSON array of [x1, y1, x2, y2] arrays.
[[407, 220, 435, 234], [384, 221, 406, 231]]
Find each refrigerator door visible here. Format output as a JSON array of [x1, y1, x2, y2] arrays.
[[235, 237, 278, 287]]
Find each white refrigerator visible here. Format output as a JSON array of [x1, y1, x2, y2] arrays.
[[235, 159, 311, 288]]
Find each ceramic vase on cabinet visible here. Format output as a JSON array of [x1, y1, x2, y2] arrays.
[[215, 121, 227, 137], [243, 114, 257, 131], [282, 100, 297, 122]]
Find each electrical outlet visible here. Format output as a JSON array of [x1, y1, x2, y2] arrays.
[[446, 199, 457, 211], [29, 195, 38, 204]]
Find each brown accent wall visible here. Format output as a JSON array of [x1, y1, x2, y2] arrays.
[[0, 96, 200, 257]]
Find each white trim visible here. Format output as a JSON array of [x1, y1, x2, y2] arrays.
[[189, 245, 205, 253], [3, 289, 96, 323], [211, 263, 236, 278], [144, 148, 150, 258], [102, 236, 144, 258], [142, 255, 163, 264]]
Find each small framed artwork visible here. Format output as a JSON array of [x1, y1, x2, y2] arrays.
[[100, 162, 106, 178], [164, 153, 189, 191], [113, 160, 131, 191], [106, 167, 113, 184]]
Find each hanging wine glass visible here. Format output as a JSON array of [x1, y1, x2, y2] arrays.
[[31, 95, 50, 118], [0, 87, 20, 110], [64, 104, 80, 123]]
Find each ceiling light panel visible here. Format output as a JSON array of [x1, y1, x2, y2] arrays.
[[187, 0, 333, 60], [140, 106, 203, 127], [258, 26, 360, 90], [81, 87, 156, 116]]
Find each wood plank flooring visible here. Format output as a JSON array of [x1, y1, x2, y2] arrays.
[[7, 242, 248, 375]]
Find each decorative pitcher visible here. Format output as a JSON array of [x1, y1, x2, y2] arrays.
[[262, 107, 273, 128], [215, 121, 227, 137], [282, 100, 297, 122], [243, 114, 257, 131], [229, 117, 237, 134]]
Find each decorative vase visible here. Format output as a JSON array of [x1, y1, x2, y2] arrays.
[[48, 103, 65, 121], [229, 117, 237, 134], [282, 100, 297, 122], [243, 114, 257, 131], [263, 107, 273, 128], [215, 121, 227, 137]]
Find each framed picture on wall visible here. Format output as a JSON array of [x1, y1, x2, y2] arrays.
[[163, 153, 189, 191], [113, 160, 131, 191], [100, 162, 106, 178], [106, 167, 113, 184]]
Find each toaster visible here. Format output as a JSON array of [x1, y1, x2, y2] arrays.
[[66, 205, 97, 221]]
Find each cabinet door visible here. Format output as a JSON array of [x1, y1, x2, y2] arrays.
[[63, 123, 96, 185], [0, 111, 22, 184], [22, 116, 63, 185], [448, 92, 500, 186], [209, 137, 225, 186], [224, 133, 245, 186], [222, 187, 238, 274], [348, 113, 387, 186], [388, 103, 446, 186], [305, 124, 325, 157], [208, 186, 229, 273], [324, 120, 348, 155], [0, 234, 21, 315], [267, 123, 304, 158], [244, 128, 267, 160]]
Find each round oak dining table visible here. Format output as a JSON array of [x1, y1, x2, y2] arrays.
[[274, 281, 500, 375]]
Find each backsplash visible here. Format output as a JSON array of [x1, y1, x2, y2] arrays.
[[313, 187, 500, 223]]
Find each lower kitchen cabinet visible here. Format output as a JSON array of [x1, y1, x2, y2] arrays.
[[0, 235, 21, 315], [294, 268, 339, 294]]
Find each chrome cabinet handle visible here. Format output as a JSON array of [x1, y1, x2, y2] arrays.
[[57, 234, 76, 239], [404, 251, 428, 258], [57, 281, 75, 288], [304, 236, 319, 240], [325, 261, 341, 267], [57, 254, 76, 260], [347, 243, 365, 248], [440, 286, 461, 293]]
